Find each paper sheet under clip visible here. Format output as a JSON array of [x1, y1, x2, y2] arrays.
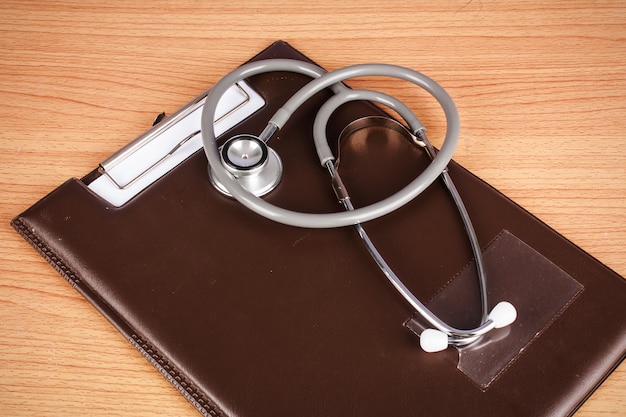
[[88, 81, 265, 207]]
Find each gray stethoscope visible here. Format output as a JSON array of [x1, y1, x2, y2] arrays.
[[200, 59, 517, 353]]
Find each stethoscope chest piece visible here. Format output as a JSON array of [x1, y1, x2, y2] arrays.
[[209, 134, 283, 197]]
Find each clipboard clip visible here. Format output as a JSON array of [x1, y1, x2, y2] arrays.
[[101, 129, 201, 191], [99, 83, 254, 190], [87, 81, 265, 207]]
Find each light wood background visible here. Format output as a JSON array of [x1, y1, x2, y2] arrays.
[[1, 1, 624, 415]]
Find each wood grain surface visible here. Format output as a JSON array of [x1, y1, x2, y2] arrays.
[[0, 1, 624, 415]]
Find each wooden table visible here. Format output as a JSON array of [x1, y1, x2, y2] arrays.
[[1, 1, 624, 415]]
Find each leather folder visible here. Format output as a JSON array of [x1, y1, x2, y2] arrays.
[[11, 41, 626, 417]]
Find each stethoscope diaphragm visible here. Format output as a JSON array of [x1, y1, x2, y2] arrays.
[[209, 134, 283, 198]]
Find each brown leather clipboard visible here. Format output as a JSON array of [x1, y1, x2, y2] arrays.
[[11, 41, 626, 417]]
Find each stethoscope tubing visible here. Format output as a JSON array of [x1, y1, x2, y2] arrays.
[[201, 59, 460, 229], [200, 58, 513, 350]]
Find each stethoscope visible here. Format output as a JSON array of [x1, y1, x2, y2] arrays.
[[200, 59, 517, 353]]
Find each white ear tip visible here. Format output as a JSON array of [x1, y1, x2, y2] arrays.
[[488, 301, 517, 329], [420, 329, 449, 353]]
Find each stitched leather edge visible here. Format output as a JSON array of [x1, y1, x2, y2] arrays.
[[11, 217, 81, 288], [130, 334, 223, 417], [10, 216, 225, 417]]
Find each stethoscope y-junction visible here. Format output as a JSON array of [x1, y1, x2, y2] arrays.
[[201, 59, 517, 353]]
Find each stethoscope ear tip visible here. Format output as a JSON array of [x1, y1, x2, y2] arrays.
[[419, 301, 517, 353], [489, 301, 517, 329], [420, 328, 449, 353]]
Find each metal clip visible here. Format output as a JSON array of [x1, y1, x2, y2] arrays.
[[88, 81, 265, 207], [99, 83, 252, 190]]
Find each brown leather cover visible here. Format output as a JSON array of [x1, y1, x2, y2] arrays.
[[11, 41, 626, 417]]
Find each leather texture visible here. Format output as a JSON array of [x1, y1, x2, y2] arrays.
[[11, 41, 626, 417]]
